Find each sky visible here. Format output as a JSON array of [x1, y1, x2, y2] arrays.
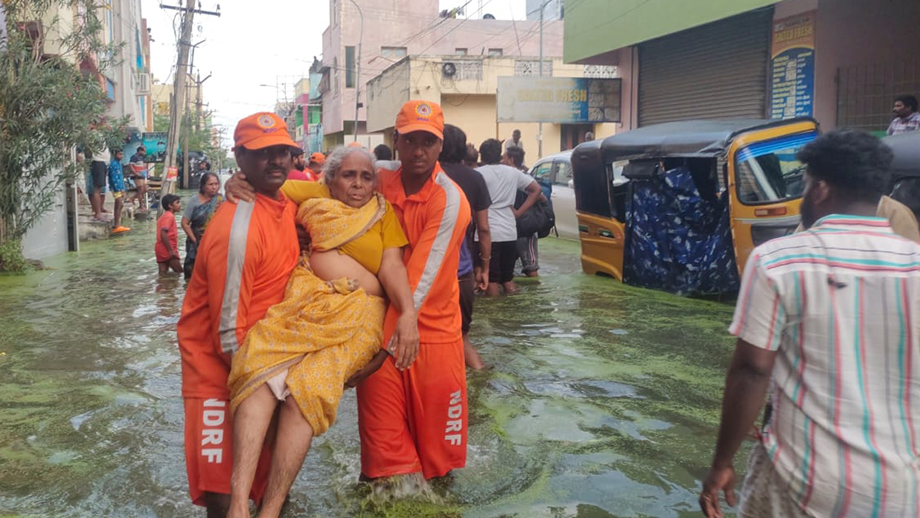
[[142, 0, 527, 145]]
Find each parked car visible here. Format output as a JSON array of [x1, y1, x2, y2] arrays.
[[528, 149, 625, 240], [528, 151, 577, 239]]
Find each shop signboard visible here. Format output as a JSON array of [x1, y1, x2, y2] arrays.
[[141, 132, 169, 163], [770, 12, 816, 119], [497, 77, 621, 123]]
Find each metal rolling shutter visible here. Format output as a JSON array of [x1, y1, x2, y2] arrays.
[[638, 9, 772, 126]]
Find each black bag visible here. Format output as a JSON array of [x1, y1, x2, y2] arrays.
[[516, 198, 555, 238]]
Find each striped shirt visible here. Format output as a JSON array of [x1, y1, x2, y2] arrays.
[[887, 112, 920, 135], [730, 214, 920, 517]]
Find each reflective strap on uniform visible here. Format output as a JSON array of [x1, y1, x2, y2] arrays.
[[413, 173, 461, 310], [219, 201, 254, 353]]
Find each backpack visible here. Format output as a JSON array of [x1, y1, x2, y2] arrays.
[[515, 190, 556, 238]]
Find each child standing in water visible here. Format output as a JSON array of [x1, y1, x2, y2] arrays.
[[156, 194, 182, 274]]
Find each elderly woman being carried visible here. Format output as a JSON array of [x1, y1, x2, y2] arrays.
[[226, 146, 418, 518]]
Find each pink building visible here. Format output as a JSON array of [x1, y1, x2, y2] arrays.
[[319, 0, 563, 147]]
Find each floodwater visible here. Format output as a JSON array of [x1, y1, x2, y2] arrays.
[[0, 210, 741, 517]]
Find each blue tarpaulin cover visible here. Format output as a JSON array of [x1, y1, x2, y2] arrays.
[[623, 166, 739, 295]]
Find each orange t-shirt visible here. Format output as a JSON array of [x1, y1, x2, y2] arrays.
[[177, 192, 299, 399], [155, 211, 178, 262], [377, 163, 471, 344]]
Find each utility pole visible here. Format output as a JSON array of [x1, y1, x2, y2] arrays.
[[184, 74, 191, 191], [159, 1, 219, 209], [183, 42, 195, 191], [162, 0, 195, 203], [195, 70, 211, 132]]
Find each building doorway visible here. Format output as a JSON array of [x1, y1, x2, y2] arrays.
[[561, 124, 595, 151]]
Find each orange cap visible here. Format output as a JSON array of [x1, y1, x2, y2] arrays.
[[234, 112, 299, 151], [309, 152, 326, 165], [395, 100, 444, 139]]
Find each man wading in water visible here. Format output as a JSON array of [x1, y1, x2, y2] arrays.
[[177, 112, 302, 517]]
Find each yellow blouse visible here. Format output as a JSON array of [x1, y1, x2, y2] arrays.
[[281, 180, 408, 274]]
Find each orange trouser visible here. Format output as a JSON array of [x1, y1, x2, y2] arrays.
[[183, 398, 272, 506], [357, 339, 467, 479]]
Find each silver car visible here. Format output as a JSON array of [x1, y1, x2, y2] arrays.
[[528, 151, 577, 240]]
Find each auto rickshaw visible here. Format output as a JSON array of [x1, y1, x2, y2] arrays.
[[571, 118, 819, 295], [886, 131, 920, 220]]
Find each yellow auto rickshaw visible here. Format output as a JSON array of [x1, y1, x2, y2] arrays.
[[571, 118, 819, 295], [886, 131, 920, 220]]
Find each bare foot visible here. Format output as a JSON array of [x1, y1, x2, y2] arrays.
[[226, 502, 250, 518]]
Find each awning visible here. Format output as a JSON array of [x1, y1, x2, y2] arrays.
[[564, 0, 779, 64]]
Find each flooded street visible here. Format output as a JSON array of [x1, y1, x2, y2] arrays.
[[0, 213, 740, 517]]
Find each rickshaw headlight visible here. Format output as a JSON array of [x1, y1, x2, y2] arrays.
[[751, 224, 797, 246]]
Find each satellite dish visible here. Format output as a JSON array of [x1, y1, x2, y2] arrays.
[[483, 13, 495, 19], [442, 62, 457, 77]]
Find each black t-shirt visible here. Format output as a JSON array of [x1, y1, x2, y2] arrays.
[[441, 162, 492, 263], [441, 162, 491, 213]]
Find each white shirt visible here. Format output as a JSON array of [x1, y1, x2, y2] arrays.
[[475, 164, 533, 242], [730, 214, 920, 517], [92, 148, 111, 164]]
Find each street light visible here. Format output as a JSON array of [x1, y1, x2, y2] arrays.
[[347, 0, 364, 143]]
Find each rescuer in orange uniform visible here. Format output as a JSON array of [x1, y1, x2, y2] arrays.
[[177, 112, 301, 516], [357, 101, 472, 480]]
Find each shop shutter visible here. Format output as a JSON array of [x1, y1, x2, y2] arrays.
[[638, 9, 772, 127]]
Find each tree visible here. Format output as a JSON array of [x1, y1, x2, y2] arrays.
[[0, 0, 127, 270]]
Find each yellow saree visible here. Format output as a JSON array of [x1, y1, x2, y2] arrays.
[[227, 192, 389, 436]]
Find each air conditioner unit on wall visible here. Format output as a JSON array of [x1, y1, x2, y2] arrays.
[[137, 72, 151, 95]]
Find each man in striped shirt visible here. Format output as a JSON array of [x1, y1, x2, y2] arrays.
[[700, 130, 920, 517]]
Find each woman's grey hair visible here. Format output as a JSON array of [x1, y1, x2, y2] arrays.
[[321, 146, 378, 182]]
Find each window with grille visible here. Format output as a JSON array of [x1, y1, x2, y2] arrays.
[[837, 61, 920, 132], [446, 59, 483, 81], [515, 60, 552, 77], [345, 46, 355, 88], [583, 65, 617, 78]]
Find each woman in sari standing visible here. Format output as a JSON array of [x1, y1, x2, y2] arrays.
[[181, 172, 222, 279]]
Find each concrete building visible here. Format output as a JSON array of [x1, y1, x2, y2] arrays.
[[526, 0, 564, 22], [151, 78, 201, 120], [20, 1, 152, 260], [564, 0, 920, 134], [367, 55, 619, 159], [319, 0, 564, 150], [107, 0, 150, 139]]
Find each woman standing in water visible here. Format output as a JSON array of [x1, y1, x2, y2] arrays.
[[181, 172, 222, 279]]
